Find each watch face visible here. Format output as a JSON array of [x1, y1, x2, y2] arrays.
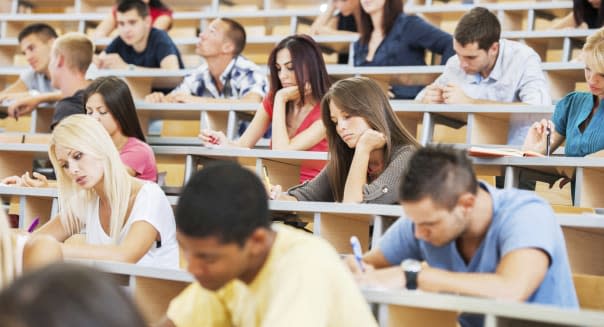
[[401, 259, 422, 273]]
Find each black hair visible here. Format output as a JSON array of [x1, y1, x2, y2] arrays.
[[83, 76, 146, 142], [176, 161, 271, 246], [399, 145, 478, 210], [454, 7, 501, 51], [573, 0, 604, 28], [18, 23, 58, 43], [0, 263, 146, 327], [116, 0, 149, 17], [220, 18, 246, 56]]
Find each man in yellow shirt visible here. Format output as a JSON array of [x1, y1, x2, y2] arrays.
[[155, 162, 377, 327]]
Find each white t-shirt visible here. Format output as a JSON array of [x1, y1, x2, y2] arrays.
[[85, 183, 178, 269]]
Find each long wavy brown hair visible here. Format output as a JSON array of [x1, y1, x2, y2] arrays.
[[321, 77, 420, 201]]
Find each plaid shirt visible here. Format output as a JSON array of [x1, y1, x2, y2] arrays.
[[173, 55, 268, 99]]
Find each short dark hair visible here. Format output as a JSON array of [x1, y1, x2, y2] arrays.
[[454, 7, 501, 51], [399, 145, 478, 210], [116, 0, 149, 18], [0, 263, 146, 327], [176, 162, 271, 246], [18, 23, 58, 43], [220, 18, 246, 56], [83, 76, 146, 143]]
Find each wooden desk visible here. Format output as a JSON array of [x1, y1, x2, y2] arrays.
[[363, 286, 604, 327], [68, 258, 604, 327]]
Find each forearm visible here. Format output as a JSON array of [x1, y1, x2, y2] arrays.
[[61, 243, 139, 263], [270, 97, 291, 149], [342, 148, 370, 203], [420, 267, 531, 301]]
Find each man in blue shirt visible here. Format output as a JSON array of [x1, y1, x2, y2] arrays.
[[352, 145, 578, 327], [94, 0, 183, 71]]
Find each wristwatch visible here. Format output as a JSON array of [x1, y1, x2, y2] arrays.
[[401, 259, 422, 290]]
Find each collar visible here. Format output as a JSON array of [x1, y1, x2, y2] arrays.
[[218, 56, 239, 84]]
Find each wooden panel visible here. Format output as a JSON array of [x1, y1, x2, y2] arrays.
[[318, 213, 371, 253], [469, 114, 508, 145], [563, 227, 604, 275], [574, 274, 604, 310], [387, 305, 458, 326], [155, 154, 186, 187], [134, 276, 189, 324], [578, 168, 604, 208]]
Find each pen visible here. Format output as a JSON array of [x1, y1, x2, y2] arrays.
[[350, 236, 365, 273], [262, 165, 271, 187], [546, 126, 551, 157], [27, 216, 40, 233]]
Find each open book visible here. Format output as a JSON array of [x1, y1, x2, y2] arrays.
[[468, 146, 544, 158]]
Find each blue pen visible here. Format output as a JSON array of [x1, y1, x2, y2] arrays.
[[27, 216, 40, 233], [350, 236, 365, 273]]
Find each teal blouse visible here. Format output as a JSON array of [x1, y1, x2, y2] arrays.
[[553, 92, 604, 157]]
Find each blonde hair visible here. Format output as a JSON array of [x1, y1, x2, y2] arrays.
[[49, 115, 132, 243], [0, 209, 17, 289], [583, 28, 604, 73], [52, 32, 94, 73]]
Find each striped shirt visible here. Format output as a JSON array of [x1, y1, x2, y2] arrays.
[[173, 55, 268, 99]]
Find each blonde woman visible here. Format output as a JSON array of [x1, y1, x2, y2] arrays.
[[34, 115, 178, 268], [524, 27, 604, 157]]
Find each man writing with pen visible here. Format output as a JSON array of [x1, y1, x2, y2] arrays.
[[346, 145, 578, 327], [154, 161, 378, 327]]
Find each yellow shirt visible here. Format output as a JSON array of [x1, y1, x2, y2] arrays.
[[167, 225, 378, 327]]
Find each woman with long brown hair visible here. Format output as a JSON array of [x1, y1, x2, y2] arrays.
[[273, 77, 419, 204], [200, 34, 331, 182]]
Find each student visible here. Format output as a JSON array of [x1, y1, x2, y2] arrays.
[[354, 0, 454, 99], [94, 0, 172, 38], [83, 76, 157, 181], [33, 115, 178, 268], [0, 209, 62, 289], [350, 145, 578, 327], [199, 35, 330, 182], [155, 162, 378, 327], [2, 77, 157, 186], [309, 0, 361, 64], [417, 7, 551, 146], [553, 0, 603, 29], [0, 24, 61, 120], [0, 263, 147, 327], [47, 32, 93, 130], [273, 77, 418, 204], [94, 0, 183, 70], [524, 28, 604, 157], [145, 18, 267, 103]]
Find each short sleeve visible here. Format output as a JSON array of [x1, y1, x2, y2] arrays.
[[167, 283, 231, 327], [552, 93, 575, 137], [127, 183, 174, 243], [119, 138, 157, 180], [152, 30, 180, 63], [497, 197, 557, 263], [378, 217, 421, 265], [362, 145, 414, 204], [239, 68, 268, 98]]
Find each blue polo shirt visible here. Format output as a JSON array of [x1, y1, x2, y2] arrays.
[[552, 91, 604, 157], [379, 182, 578, 327]]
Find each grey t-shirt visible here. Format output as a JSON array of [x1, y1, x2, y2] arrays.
[[19, 69, 55, 93]]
